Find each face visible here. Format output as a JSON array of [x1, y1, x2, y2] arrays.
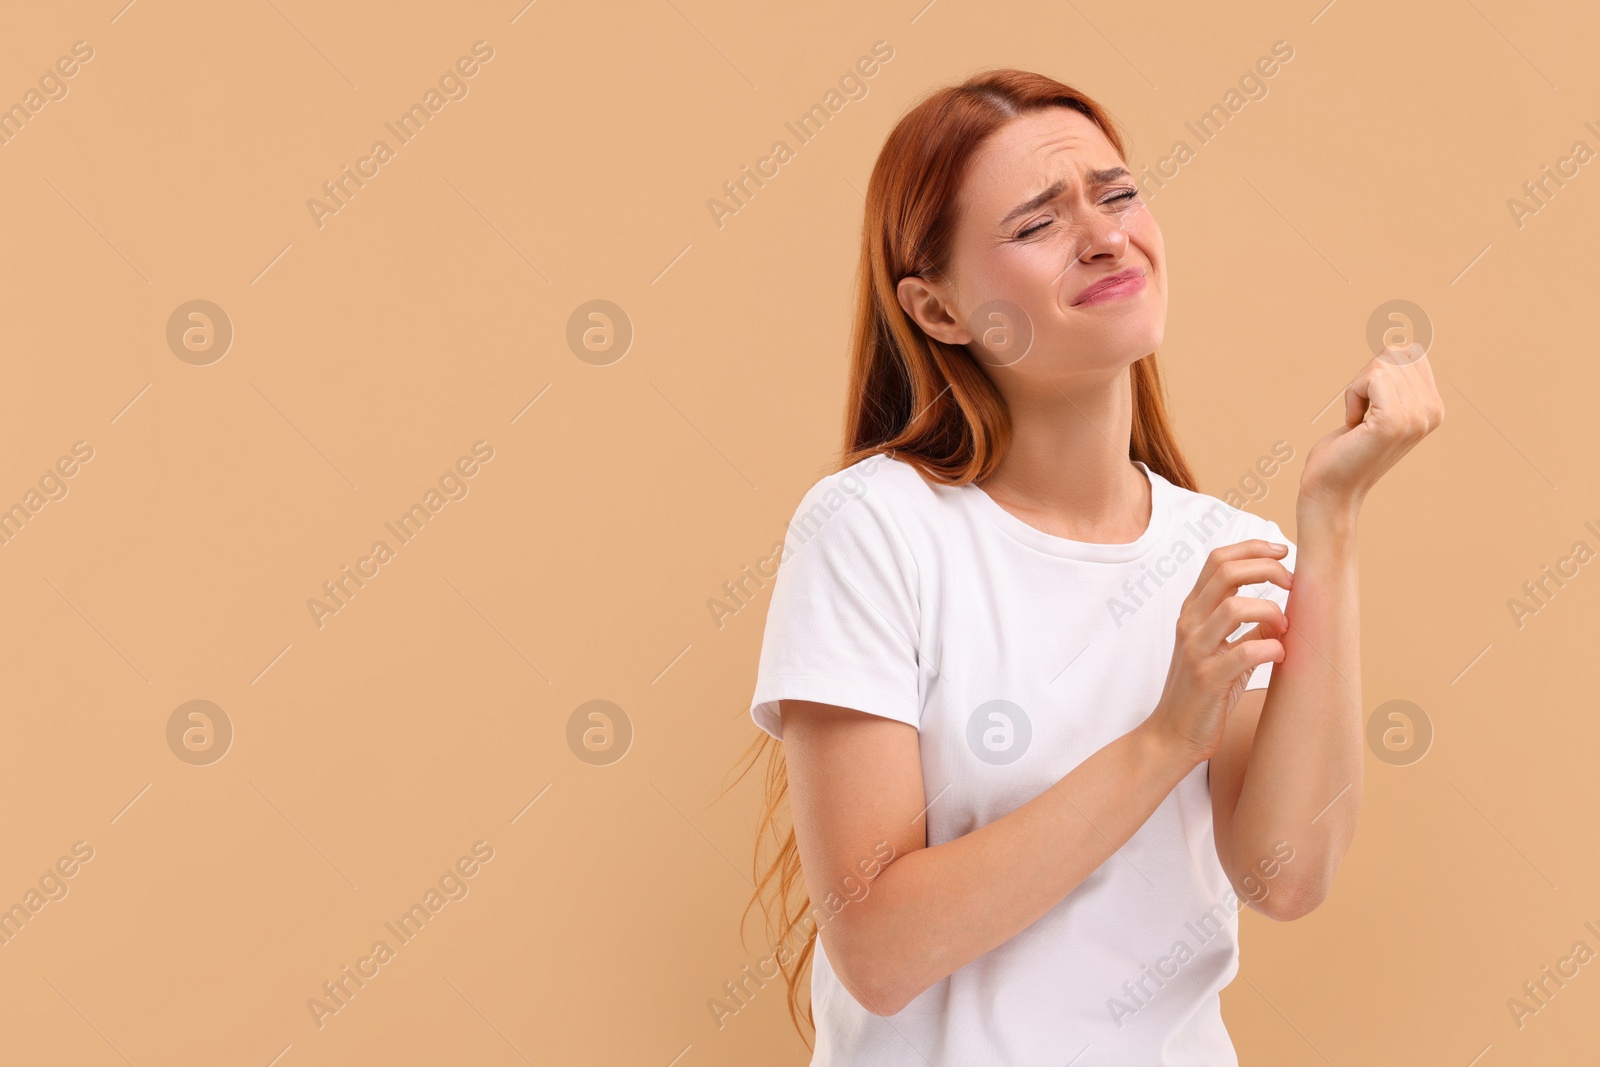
[[897, 107, 1166, 389]]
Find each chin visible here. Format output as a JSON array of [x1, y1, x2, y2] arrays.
[[1103, 320, 1165, 366], [1125, 309, 1166, 357]]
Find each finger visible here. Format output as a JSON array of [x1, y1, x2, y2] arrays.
[[1389, 355, 1445, 431], [1191, 556, 1294, 618], [1365, 360, 1435, 441], [1234, 618, 1287, 643], [1200, 596, 1288, 650], [1359, 365, 1401, 428], [1223, 636, 1285, 680], [1190, 540, 1289, 603], [1343, 360, 1378, 428]]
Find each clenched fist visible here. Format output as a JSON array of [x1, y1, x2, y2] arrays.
[[1300, 346, 1445, 509]]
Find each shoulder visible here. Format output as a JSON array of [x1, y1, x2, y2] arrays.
[[786, 452, 942, 534], [1149, 467, 1293, 548], [778, 452, 948, 577]]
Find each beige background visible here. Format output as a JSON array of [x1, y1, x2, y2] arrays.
[[0, 0, 1594, 1063]]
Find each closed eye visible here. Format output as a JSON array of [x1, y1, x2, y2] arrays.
[[1014, 188, 1141, 240]]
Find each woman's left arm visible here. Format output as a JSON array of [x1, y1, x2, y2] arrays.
[[1213, 347, 1445, 917]]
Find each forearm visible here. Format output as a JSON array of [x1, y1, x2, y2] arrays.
[[1229, 496, 1364, 906], [838, 722, 1199, 1015]]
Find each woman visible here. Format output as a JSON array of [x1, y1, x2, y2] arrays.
[[732, 68, 1442, 1065]]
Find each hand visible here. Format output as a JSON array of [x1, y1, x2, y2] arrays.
[[1145, 540, 1293, 764], [1300, 346, 1445, 510]]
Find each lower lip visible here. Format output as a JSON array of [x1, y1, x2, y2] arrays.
[[1075, 273, 1146, 306]]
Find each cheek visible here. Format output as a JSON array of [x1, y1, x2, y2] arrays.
[[1123, 205, 1160, 248], [980, 249, 1064, 310], [1133, 224, 1163, 264]]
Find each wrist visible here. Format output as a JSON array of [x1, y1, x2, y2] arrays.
[[1133, 718, 1208, 777], [1296, 485, 1362, 531]]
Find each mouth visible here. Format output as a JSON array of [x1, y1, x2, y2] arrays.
[[1072, 267, 1146, 307]]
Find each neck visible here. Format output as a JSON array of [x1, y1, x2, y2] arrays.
[[978, 368, 1149, 542]]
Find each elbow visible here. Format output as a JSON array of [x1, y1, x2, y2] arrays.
[[828, 929, 918, 1017], [836, 952, 915, 1017], [1250, 879, 1327, 922], [858, 982, 912, 1018], [862, 979, 916, 1018]]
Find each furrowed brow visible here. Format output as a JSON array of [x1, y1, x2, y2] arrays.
[[998, 167, 1131, 228]]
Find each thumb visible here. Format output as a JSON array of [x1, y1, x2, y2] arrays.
[[1344, 385, 1371, 429]]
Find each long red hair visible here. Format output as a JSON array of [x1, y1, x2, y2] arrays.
[[721, 67, 1196, 1048]]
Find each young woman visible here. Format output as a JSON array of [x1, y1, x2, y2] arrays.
[[733, 69, 1442, 1065]]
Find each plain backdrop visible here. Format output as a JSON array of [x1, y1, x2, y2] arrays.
[[0, 1, 1595, 1064]]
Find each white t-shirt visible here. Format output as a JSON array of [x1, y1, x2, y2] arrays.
[[748, 451, 1296, 1066]]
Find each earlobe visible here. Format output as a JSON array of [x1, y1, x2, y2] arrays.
[[896, 275, 968, 346]]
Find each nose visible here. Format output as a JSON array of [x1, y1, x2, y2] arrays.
[[1075, 211, 1131, 260], [1052, 211, 1136, 287], [1053, 193, 1153, 289]]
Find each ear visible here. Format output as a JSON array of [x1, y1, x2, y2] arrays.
[[896, 275, 969, 346]]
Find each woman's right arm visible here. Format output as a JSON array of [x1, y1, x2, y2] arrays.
[[782, 698, 1198, 1018]]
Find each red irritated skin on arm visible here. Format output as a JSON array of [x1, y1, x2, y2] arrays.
[[1209, 348, 1445, 915], [1207, 507, 1359, 919]]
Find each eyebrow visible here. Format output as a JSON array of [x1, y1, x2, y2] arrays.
[[998, 167, 1132, 227]]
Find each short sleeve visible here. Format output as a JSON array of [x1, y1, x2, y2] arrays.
[[1235, 516, 1296, 692], [748, 476, 922, 740]]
